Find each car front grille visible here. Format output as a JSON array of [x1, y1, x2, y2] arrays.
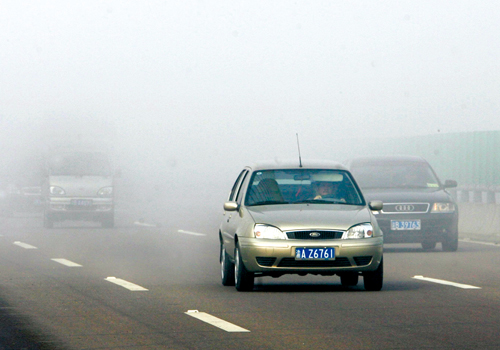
[[353, 256, 372, 266], [286, 230, 344, 240], [278, 257, 351, 268], [382, 203, 429, 214]]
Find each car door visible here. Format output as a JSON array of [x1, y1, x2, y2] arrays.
[[221, 169, 249, 257]]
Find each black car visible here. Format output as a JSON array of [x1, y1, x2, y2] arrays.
[[345, 155, 458, 251]]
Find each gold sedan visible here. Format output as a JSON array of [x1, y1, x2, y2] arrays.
[[219, 160, 384, 291]]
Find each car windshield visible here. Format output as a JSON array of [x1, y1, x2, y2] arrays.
[[48, 152, 112, 176], [245, 169, 364, 206], [350, 162, 440, 189]]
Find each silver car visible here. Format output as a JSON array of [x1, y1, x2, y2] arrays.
[[219, 160, 384, 291]]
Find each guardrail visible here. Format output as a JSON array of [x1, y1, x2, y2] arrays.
[[452, 186, 500, 243]]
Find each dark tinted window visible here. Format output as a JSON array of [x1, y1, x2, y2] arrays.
[[48, 152, 112, 176]]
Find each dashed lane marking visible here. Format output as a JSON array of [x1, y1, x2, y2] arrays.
[[185, 310, 250, 332], [178, 230, 206, 236], [105, 277, 148, 291], [13, 241, 38, 249], [412, 275, 481, 289], [51, 258, 82, 267]]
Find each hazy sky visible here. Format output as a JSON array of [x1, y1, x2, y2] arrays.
[[1, 0, 499, 170]]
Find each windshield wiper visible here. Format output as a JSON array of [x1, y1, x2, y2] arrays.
[[247, 200, 288, 206]]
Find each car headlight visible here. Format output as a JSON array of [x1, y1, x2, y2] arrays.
[[254, 224, 287, 239], [431, 203, 455, 213], [343, 223, 374, 239], [97, 187, 113, 197], [50, 186, 65, 195]]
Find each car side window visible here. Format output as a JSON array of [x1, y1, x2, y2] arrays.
[[228, 170, 246, 201]]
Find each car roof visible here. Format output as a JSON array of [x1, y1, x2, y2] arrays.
[[246, 159, 348, 171], [347, 155, 429, 166]]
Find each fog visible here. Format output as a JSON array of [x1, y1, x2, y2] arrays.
[[1, 1, 499, 227]]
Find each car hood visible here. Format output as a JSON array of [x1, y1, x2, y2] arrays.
[[247, 204, 373, 231], [361, 187, 454, 203]]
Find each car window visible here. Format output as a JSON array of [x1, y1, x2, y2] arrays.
[[228, 170, 247, 201], [351, 162, 440, 189], [245, 169, 364, 206], [235, 171, 249, 204]]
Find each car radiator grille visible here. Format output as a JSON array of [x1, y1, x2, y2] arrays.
[[286, 230, 344, 240], [278, 257, 351, 268]]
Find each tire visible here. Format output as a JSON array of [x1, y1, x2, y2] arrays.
[[442, 233, 458, 252], [101, 215, 114, 228], [340, 272, 359, 287], [220, 242, 235, 286], [421, 241, 437, 250], [235, 245, 254, 291], [363, 258, 383, 291], [43, 213, 54, 229]]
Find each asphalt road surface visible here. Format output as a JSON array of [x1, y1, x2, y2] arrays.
[[1, 211, 500, 350]]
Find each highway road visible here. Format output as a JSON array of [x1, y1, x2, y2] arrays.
[[1, 211, 500, 349]]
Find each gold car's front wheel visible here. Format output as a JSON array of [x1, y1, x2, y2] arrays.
[[220, 242, 235, 286], [235, 245, 254, 291]]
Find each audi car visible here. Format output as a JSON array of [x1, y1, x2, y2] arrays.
[[345, 155, 458, 251], [219, 160, 384, 291]]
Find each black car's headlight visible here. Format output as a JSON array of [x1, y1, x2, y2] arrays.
[[431, 203, 455, 213], [343, 223, 374, 239], [254, 224, 287, 239]]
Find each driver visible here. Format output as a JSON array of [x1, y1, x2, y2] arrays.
[[310, 172, 346, 202]]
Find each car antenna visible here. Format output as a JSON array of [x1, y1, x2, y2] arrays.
[[296, 133, 302, 167]]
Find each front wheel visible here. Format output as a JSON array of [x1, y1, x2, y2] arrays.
[[363, 258, 383, 291], [43, 212, 54, 229], [340, 272, 359, 287], [421, 241, 436, 250], [235, 245, 254, 291], [220, 242, 235, 286]]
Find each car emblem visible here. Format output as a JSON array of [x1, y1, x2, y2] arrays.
[[309, 232, 321, 238], [395, 204, 415, 212]]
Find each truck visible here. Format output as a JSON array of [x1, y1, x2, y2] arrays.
[[42, 150, 117, 228]]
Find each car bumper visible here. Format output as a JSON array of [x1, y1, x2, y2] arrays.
[[375, 213, 458, 243], [238, 237, 383, 276], [45, 197, 114, 221]]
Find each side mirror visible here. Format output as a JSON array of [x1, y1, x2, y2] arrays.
[[223, 201, 239, 211], [443, 179, 457, 188], [369, 200, 383, 211]]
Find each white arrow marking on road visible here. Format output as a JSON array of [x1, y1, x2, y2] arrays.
[[13, 241, 38, 249], [185, 310, 250, 332], [178, 230, 206, 236], [413, 275, 481, 289], [51, 259, 82, 267], [105, 277, 148, 291]]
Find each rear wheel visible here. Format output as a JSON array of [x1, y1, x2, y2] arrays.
[[235, 245, 254, 291], [421, 241, 437, 250], [220, 241, 235, 286], [442, 234, 458, 252], [363, 258, 383, 291], [340, 272, 359, 287]]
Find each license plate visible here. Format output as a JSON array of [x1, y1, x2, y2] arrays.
[[391, 220, 421, 230], [71, 199, 93, 206], [295, 248, 335, 260]]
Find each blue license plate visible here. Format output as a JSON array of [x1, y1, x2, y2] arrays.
[[71, 199, 93, 206], [295, 247, 335, 260], [391, 220, 421, 230]]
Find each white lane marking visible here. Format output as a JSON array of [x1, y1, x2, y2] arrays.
[[51, 258, 82, 267], [134, 221, 157, 227], [460, 239, 500, 247], [105, 277, 148, 291], [178, 230, 206, 236], [185, 310, 250, 332], [413, 275, 481, 289], [13, 241, 38, 249]]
